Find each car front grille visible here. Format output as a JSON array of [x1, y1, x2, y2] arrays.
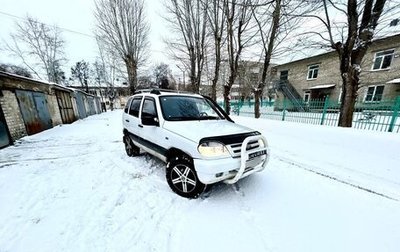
[[227, 140, 260, 158]]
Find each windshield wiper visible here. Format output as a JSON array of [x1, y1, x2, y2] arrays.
[[198, 116, 219, 120], [168, 116, 202, 121], [168, 115, 220, 121]]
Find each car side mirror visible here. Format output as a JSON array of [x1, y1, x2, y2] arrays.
[[142, 115, 159, 126]]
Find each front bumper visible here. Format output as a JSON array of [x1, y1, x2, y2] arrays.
[[193, 135, 269, 184]]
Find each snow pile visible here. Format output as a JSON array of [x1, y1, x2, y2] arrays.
[[0, 110, 399, 252]]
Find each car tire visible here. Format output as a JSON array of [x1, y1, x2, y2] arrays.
[[123, 135, 140, 157], [166, 156, 206, 199]]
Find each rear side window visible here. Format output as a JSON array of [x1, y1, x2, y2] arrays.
[[124, 98, 133, 113], [142, 98, 157, 118], [129, 96, 142, 117]]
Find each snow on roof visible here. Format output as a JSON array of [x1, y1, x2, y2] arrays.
[[386, 78, 400, 84], [0, 70, 73, 92], [309, 84, 336, 90]]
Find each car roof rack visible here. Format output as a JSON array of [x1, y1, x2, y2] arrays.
[[133, 88, 192, 95]]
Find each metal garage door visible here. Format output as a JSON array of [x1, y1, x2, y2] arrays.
[[87, 96, 96, 116], [75, 92, 87, 119], [15, 90, 53, 135], [55, 90, 75, 124], [0, 105, 11, 148]]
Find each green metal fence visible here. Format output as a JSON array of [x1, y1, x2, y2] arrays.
[[218, 96, 400, 133]]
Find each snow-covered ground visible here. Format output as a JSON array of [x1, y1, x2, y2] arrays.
[[0, 110, 399, 252]]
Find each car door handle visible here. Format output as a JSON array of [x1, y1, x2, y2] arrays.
[[138, 124, 143, 128], [125, 119, 130, 122]]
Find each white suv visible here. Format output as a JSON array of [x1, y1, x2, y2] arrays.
[[122, 89, 269, 198]]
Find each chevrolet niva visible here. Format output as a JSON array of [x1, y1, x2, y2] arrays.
[[122, 89, 269, 198]]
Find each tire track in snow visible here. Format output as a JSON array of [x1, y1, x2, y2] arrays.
[[199, 181, 275, 251], [274, 155, 399, 201], [101, 151, 188, 251], [231, 183, 274, 252]]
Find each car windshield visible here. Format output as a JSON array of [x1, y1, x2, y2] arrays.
[[159, 95, 224, 121]]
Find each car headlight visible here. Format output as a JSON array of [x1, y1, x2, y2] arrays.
[[198, 141, 229, 157]]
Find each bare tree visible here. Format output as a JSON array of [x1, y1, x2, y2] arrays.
[[251, 0, 282, 118], [238, 65, 259, 100], [92, 59, 107, 101], [94, 0, 150, 94], [300, 0, 392, 127], [94, 37, 124, 108], [137, 75, 155, 89], [165, 0, 209, 93], [6, 16, 66, 83], [92, 60, 107, 86], [206, 0, 227, 101], [71, 60, 90, 92], [153, 63, 172, 88], [251, 0, 316, 118], [96, 37, 124, 87], [223, 0, 258, 114]]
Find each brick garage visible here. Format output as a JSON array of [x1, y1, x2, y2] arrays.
[[0, 71, 101, 147], [0, 89, 26, 142]]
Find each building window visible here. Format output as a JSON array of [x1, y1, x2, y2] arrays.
[[304, 91, 310, 103], [365, 85, 384, 102], [307, 64, 319, 80], [280, 70, 288, 81], [372, 49, 394, 70]]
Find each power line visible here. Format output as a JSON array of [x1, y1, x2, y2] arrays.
[[0, 10, 169, 54], [0, 10, 95, 38]]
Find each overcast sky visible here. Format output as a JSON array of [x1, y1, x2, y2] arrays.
[[1, 0, 399, 81], [0, 0, 172, 77]]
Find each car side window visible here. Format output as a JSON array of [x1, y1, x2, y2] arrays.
[[124, 98, 133, 113], [129, 96, 142, 117], [141, 98, 157, 118]]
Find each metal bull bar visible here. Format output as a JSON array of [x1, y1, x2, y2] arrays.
[[224, 135, 269, 184]]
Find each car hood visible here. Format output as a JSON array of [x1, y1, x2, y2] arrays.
[[162, 119, 255, 143]]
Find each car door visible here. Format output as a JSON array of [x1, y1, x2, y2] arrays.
[[124, 96, 143, 137], [139, 96, 167, 159]]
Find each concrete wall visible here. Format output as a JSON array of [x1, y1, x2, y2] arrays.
[[273, 34, 400, 102], [359, 35, 400, 100], [274, 52, 342, 102], [0, 90, 27, 141]]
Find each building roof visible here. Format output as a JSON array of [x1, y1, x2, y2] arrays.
[[0, 70, 73, 93]]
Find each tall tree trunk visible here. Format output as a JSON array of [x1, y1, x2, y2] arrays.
[[326, 0, 386, 127], [253, 0, 281, 118], [189, 48, 199, 93], [254, 90, 262, 118], [338, 60, 359, 127], [126, 58, 137, 94], [211, 38, 221, 101], [223, 85, 231, 115], [224, 67, 238, 114]]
